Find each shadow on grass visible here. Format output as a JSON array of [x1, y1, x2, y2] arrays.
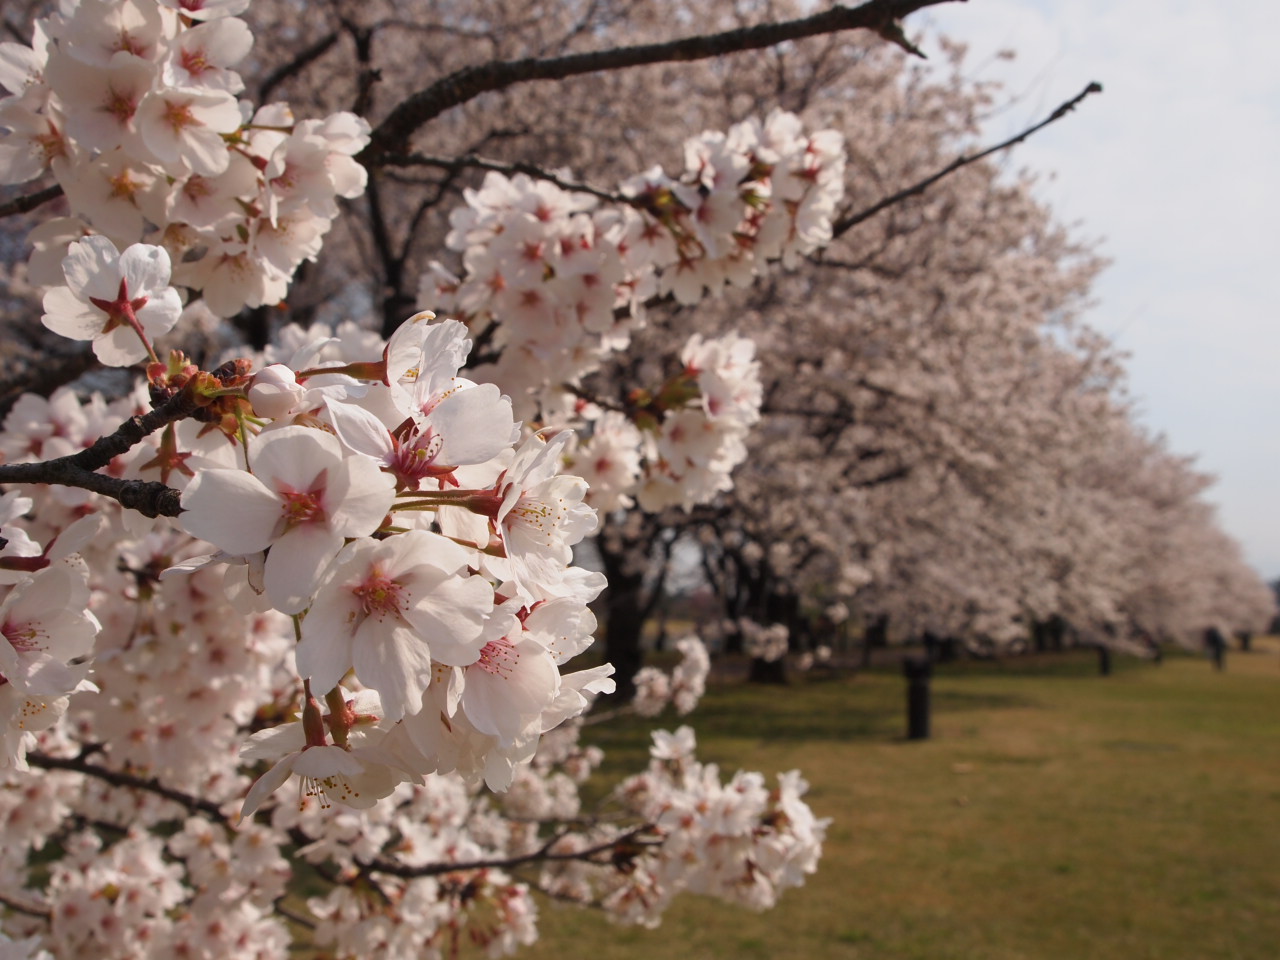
[[589, 672, 1039, 756]]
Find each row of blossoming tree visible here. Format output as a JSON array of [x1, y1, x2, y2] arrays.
[[538, 15, 1275, 677], [0, 0, 1271, 958]]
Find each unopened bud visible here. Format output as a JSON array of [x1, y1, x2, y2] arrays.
[[301, 695, 328, 748], [247, 364, 306, 420]]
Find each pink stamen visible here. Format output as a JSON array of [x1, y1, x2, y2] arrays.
[[351, 569, 407, 621], [278, 475, 328, 529], [475, 638, 520, 678]]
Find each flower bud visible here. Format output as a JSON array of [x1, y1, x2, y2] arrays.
[[247, 364, 306, 419]]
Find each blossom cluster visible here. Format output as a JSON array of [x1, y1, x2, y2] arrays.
[[564, 330, 763, 512], [631, 635, 711, 718], [540, 725, 828, 926], [421, 111, 836, 509], [739, 618, 791, 664], [0, 6, 843, 954], [426, 111, 842, 409], [0, 314, 826, 956], [1, 0, 367, 319], [170, 314, 615, 808], [0, 494, 100, 769]]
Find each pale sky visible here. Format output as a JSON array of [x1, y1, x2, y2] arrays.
[[921, 0, 1280, 578]]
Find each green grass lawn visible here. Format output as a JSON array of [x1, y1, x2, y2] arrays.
[[522, 643, 1280, 960]]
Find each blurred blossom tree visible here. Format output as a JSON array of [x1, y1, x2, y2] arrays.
[[0, 0, 1270, 957]]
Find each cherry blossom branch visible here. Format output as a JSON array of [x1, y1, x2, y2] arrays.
[[361, 0, 957, 162], [831, 81, 1103, 238], [26, 750, 228, 821], [0, 182, 63, 219], [30, 750, 658, 886], [0, 386, 201, 518], [381, 153, 629, 206], [257, 30, 340, 103], [0, 892, 51, 920], [364, 824, 659, 879], [273, 901, 317, 931]]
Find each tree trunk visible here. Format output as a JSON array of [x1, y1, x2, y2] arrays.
[[602, 565, 647, 702], [861, 613, 889, 669], [748, 656, 788, 684], [596, 514, 662, 703]]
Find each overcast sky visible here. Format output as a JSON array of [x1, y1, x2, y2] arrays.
[[919, 0, 1280, 578]]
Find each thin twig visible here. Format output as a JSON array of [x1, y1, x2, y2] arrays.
[[831, 81, 1103, 238], [257, 30, 340, 103], [26, 751, 229, 821], [364, 824, 658, 879], [0, 183, 63, 219], [0, 386, 201, 517], [0, 892, 52, 920], [382, 153, 629, 206]]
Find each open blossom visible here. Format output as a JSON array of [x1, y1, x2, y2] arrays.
[[0, 98, 67, 185], [163, 16, 253, 92], [179, 424, 395, 613], [239, 735, 399, 820], [458, 600, 561, 747], [135, 85, 241, 176], [490, 432, 598, 598], [238, 688, 407, 819], [41, 236, 182, 365], [0, 561, 99, 697], [568, 412, 644, 513], [325, 319, 518, 489], [296, 530, 493, 721], [44, 51, 157, 155]]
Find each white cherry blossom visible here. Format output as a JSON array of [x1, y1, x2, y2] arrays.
[[179, 424, 395, 613], [296, 530, 493, 721], [41, 236, 181, 365]]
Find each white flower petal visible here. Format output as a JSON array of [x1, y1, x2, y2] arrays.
[[180, 469, 281, 554], [264, 523, 343, 614]]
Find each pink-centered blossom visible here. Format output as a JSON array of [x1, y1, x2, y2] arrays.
[[41, 236, 181, 366], [0, 562, 98, 697], [296, 530, 493, 721], [135, 85, 241, 176], [179, 424, 395, 613], [490, 432, 597, 597]]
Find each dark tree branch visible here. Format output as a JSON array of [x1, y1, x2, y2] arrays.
[[257, 30, 341, 104], [361, 0, 959, 163], [0, 183, 63, 219], [342, 19, 379, 123], [0, 892, 51, 919], [27, 750, 228, 821], [273, 901, 317, 931], [0, 386, 201, 517], [382, 153, 629, 206], [831, 81, 1103, 238], [365, 824, 658, 879]]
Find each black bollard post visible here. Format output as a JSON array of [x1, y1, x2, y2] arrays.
[[904, 656, 932, 741]]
